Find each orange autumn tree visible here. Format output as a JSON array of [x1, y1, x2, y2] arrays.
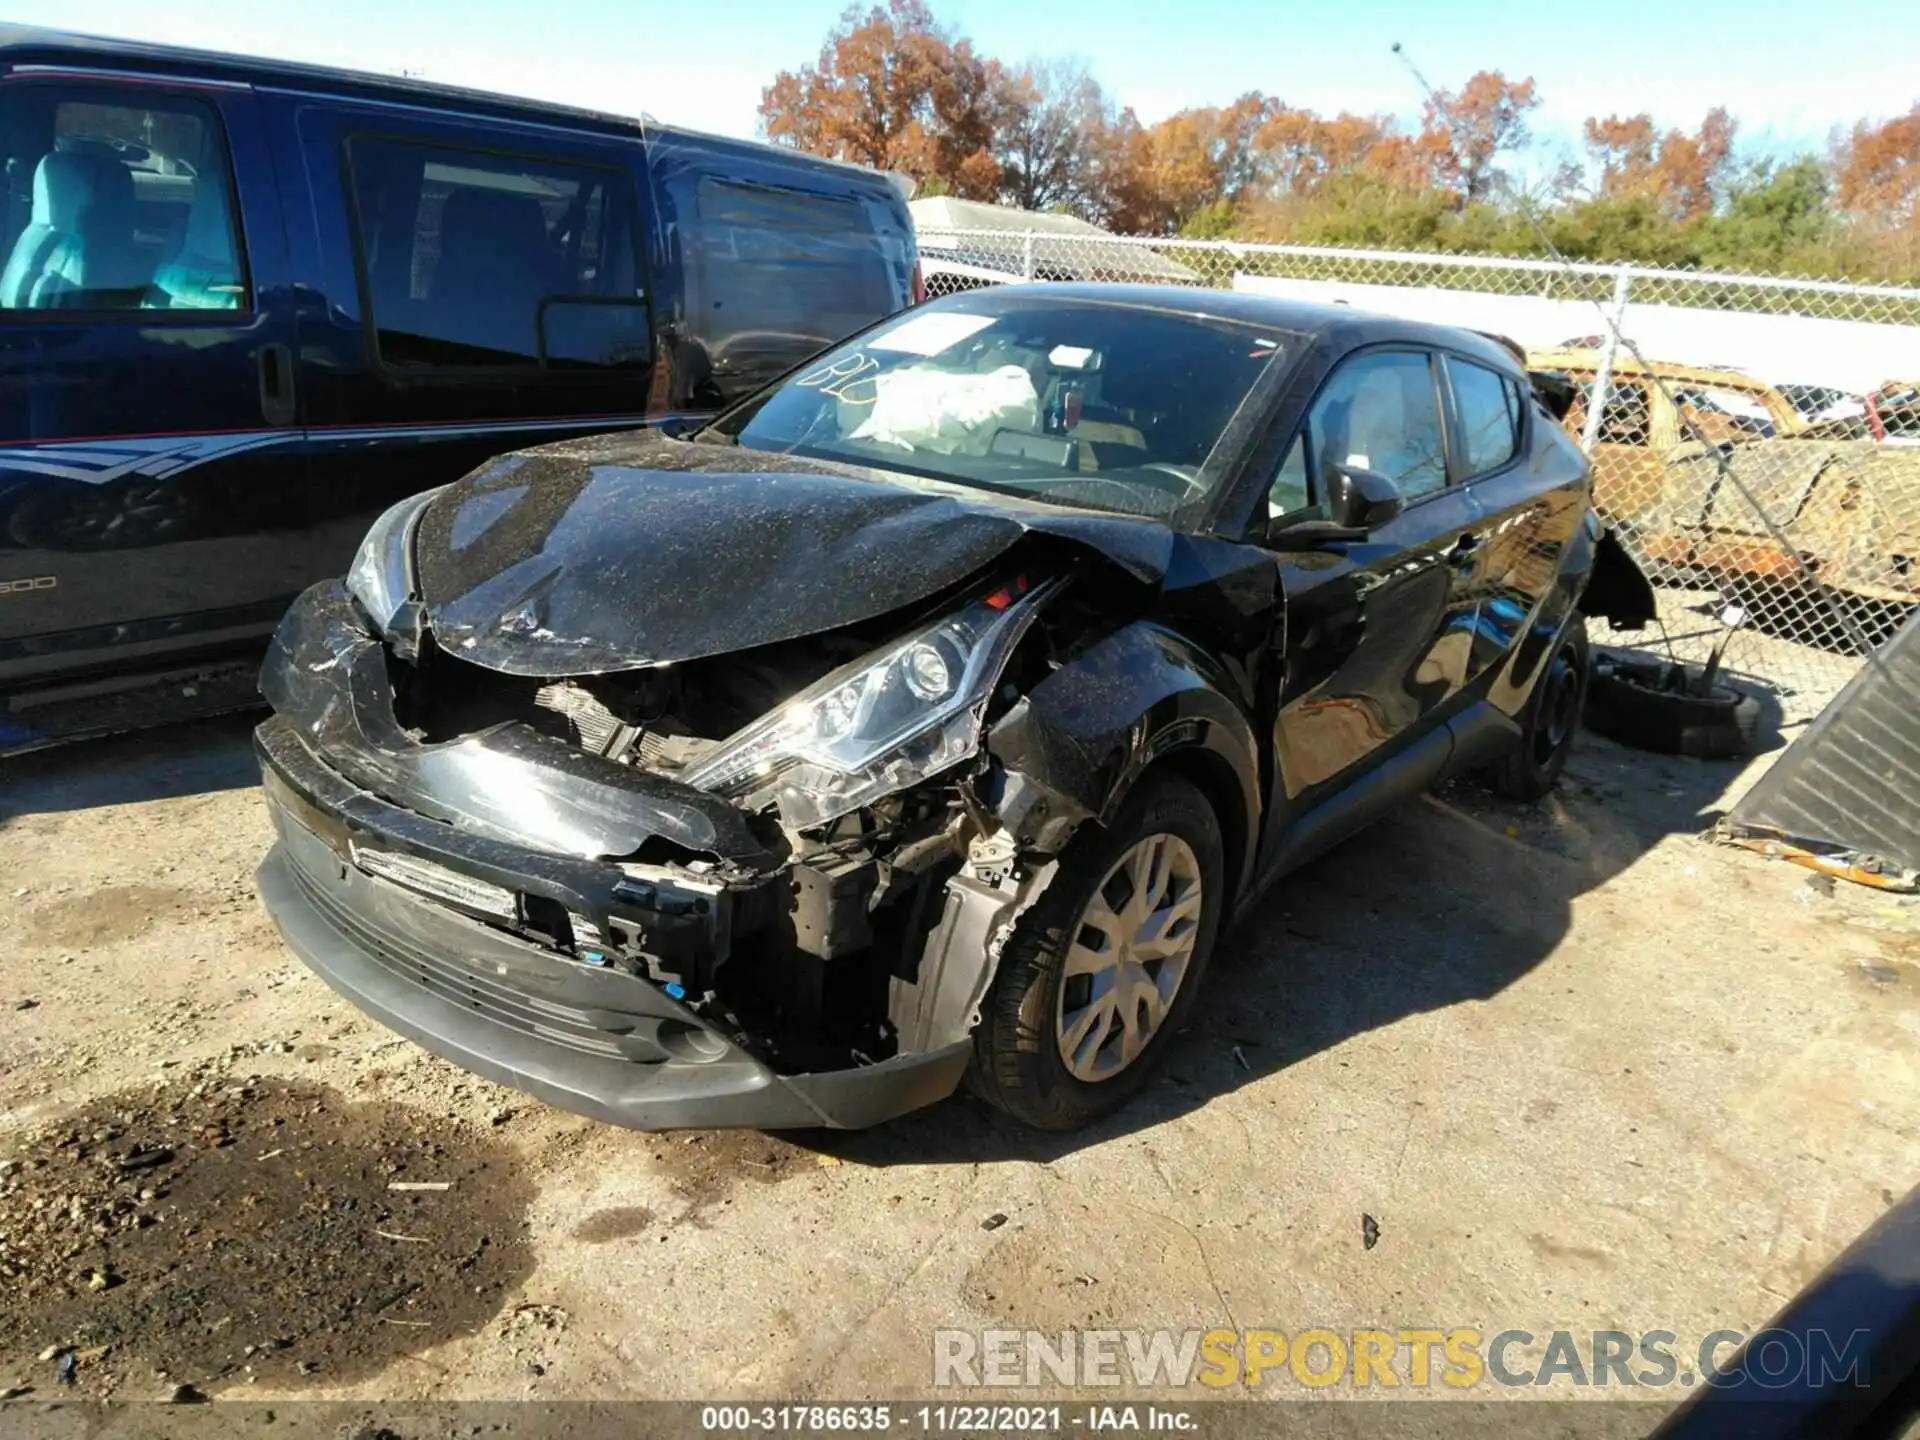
[[1421, 70, 1539, 201], [1838, 105, 1920, 223], [1584, 108, 1735, 221], [758, 0, 1012, 198], [1835, 105, 1920, 277]]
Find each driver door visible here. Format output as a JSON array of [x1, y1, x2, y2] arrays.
[[1259, 348, 1483, 860]]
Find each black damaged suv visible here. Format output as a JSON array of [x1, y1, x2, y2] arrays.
[[253, 285, 1654, 1132]]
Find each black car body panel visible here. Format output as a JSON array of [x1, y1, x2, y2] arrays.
[[0, 24, 915, 748], [260, 580, 784, 867], [412, 432, 1174, 675], [985, 616, 1267, 900], [254, 285, 1654, 1130]]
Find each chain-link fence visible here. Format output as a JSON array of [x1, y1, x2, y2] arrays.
[[917, 225, 1920, 725]]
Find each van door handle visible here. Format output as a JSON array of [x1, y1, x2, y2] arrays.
[[257, 342, 296, 427]]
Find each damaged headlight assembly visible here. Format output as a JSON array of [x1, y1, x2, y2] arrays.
[[685, 579, 1054, 831], [344, 487, 441, 635]]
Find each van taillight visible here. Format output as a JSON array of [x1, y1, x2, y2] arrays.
[[911, 262, 926, 306]]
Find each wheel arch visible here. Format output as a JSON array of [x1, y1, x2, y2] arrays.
[[1142, 744, 1252, 913], [984, 618, 1262, 906]]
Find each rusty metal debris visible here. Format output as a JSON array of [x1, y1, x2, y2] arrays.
[[1714, 823, 1919, 893], [1532, 347, 1920, 617]]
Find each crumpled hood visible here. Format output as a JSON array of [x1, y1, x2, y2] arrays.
[[413, 432, 1175, 677]]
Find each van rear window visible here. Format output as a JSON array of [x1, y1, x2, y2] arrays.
[[344, 136, 647, 372], [678, 178, 903, 402]]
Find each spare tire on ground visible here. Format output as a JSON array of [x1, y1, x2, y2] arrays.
[[1584, 653, 1762, 759]]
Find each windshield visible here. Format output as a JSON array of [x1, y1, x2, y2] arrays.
[[709, 293, 1301, 520]]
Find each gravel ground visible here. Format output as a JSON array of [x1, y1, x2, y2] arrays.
[[2, 711, 1917, 1416]]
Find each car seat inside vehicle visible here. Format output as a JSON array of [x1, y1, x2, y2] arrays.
[[0, 150, 149, 308], [147, 177, 243, 310], [427, 187, 560, 360]]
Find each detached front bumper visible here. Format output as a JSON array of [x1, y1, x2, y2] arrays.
[[250, 582, 971, 1131]]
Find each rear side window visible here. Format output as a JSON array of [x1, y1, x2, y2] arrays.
[[344, 136, 646, 371], [679, 177, 902, 399], [1584, 379, 1651, 446], [1451, 359, 1524, 475], [0, 86, 246, 312]]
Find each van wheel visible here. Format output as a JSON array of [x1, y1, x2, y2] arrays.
[[969, 772, 1224, 1131], [1487, 615, 1589, 802]]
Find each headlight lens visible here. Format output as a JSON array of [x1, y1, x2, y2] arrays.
[[344, 488, 440, 634], [685, 580, 1050, 830]]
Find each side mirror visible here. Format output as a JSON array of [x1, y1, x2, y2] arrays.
[[1262, 464, 1406, 552], [1326, 463, 1404, 530]]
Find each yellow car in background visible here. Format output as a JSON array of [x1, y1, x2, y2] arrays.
[[1528, 349, 1918, 629]]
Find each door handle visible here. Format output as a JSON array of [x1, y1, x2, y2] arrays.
[[257, 342, 296, 428]]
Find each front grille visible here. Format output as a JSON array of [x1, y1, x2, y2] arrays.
[[283, 844, 668, 1064]]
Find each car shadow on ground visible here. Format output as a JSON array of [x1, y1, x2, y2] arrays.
[[813, 734, 1748, 1166], [0, 712, 1747, 1166], [0, 711, 261, 828]]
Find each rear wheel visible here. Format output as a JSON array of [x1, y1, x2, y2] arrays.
[[970, 772, 1225, 1131], [1487, 615, 1590, 801]]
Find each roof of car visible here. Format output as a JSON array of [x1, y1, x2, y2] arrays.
[[0, 23, 886, 184], [981, 283, 1527, 372]]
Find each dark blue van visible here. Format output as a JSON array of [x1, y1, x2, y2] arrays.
[[0, 26, 919, 749]]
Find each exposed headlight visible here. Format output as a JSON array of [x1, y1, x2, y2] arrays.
[[684, 579, 1052, 830], [344, 487, 440, 634]]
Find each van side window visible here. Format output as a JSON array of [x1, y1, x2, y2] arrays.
[[678, 178, 900, 400], [344, 137, 646, 371], [0, 88, 246, 312]]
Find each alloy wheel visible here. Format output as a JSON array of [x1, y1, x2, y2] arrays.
[[1054, 832, 1203, 1083]]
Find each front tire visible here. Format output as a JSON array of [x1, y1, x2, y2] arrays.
[[970, 772, 1225, 1131], [1487, 614, 1590, 801]]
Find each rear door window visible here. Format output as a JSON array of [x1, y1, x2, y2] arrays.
[[0, 87, 246, 312], [679, 177, 900, 399], [343, 136, 646, 372], [1449, 358, 1525, 476]]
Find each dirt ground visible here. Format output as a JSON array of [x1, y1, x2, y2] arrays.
[[2, 709, 1917, 1419]]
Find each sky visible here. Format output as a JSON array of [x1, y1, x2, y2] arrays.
[[8, 0, 1916, 174]]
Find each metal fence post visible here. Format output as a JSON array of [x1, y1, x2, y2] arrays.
[[1022, 230, 1035, 281], [1581, 268, 1634, 454]]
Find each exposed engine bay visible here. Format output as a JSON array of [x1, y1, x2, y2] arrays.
[[394, 631, 870, 773], [356, 585, 1077, 1080]]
